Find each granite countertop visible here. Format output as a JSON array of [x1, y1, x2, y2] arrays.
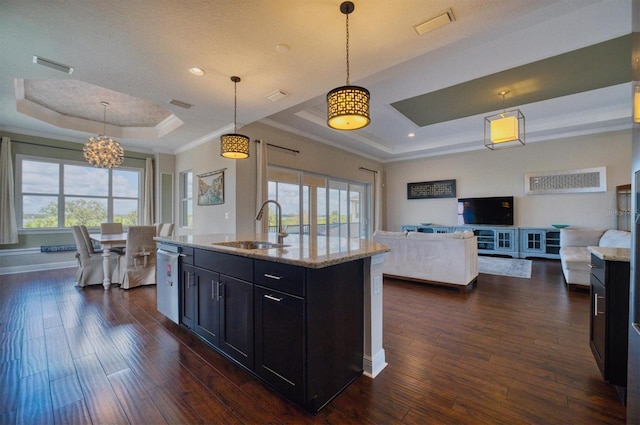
[[588, 246, 631, 262], [155, 233, 390, 268]]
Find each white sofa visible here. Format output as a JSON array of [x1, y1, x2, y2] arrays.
[[373, 230, 479, 293], [559, 228, 631, 291]]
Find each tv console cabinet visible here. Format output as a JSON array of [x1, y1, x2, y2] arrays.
[[400, 225, 560, 260]]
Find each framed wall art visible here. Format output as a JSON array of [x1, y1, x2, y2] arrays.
[[197, 169, 225, 205]]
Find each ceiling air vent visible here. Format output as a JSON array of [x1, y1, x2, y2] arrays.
[[32, 56, 74, 74], [414, 8, 455, 36], [266, 90, 288, 102], [169, 99, 193, 109]]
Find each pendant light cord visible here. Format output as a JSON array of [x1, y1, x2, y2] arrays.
[[345, 12, 350, 85], [234, 80, 238, 133]]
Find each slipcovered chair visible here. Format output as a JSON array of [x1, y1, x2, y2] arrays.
[[116, 225, 157, 289], [71, 225, 109, 287], [100, 222, 125, 255]]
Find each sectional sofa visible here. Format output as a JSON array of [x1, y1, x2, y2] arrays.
[[559, 228, 631, 291], [373, 230, 479, 293]]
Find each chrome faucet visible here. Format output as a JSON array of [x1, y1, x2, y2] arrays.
[[256, 199, 288, 244]]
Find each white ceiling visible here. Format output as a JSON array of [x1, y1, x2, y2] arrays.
[[0, 0, 634, 162]]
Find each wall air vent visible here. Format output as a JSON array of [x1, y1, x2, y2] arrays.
[[169, 99, 193, 109], [525, 167, 606, 195], [32, 56, 74, 74]]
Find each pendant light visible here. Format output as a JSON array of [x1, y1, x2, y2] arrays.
[[83, 101, 124, 168], [484, 90, 525, 150], [326, 1, 370, 131], [220, 76, 250, 159]]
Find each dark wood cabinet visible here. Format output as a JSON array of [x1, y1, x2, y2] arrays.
[[195, 268, 220, 346], [218, 273, 254, 369], [589, 253, 630, 396], [177, 247, 364, 413], [254, 285, 304, 403], [180, 263, 197, 329]]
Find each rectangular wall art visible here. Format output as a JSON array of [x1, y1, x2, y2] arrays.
[[197, 169, 225, 205]]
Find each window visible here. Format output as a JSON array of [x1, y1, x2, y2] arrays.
[[17, 155, 142, 229], [180, 170, 193, 227], [267, 167, 370, 239]]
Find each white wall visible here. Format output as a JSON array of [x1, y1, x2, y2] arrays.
[[384, 130, 632, 231]]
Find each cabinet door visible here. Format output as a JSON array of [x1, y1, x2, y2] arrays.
[[195, 268, 220, 347], [219, 274, 254, 369], [523, 230, 544, 253], [495, 230, 514, 251], [590, 277, 606, 376], [180, 264, 196, 329], [254, 285, 304, 403]]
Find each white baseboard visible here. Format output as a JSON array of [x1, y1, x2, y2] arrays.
[[0, 261, 76, 275]]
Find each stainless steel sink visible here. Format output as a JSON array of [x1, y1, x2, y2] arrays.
[[212, 240, 289, 250]]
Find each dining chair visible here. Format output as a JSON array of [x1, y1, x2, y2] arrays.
[[158, 223, 174, 237], [71, 225, 111, 287], [116, 225, 157, 289], [101, 222, 125, 254]]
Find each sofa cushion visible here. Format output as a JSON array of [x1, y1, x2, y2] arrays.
[[373, 230, 407, 238], [599, 229, 631, 248], [560, 228, 606, 247], [560, 246, 591, 272], [406, 230, 474, 240]]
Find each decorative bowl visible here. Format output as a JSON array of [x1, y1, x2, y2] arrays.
[[420, 223, 432, 226], [551, 224, 569, 229]]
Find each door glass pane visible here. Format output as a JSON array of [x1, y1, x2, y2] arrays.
[[64, 197, 108, 227], [317, 187, 327, 236], [22, 160, 59, 194], [22, 195, 58, 228], [64, 164, 108, 196]]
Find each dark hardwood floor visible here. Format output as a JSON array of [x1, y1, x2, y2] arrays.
[[0, 259, 626, 424]]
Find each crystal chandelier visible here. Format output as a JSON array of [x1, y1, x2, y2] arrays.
[[84, 101, 124, 168], [220, 76, 250, 159], [327, 1, 370, 131]]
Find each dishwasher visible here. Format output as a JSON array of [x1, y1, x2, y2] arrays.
[[156, 243, 181, 324]]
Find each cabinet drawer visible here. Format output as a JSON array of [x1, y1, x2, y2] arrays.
[[195, 249, 253, 281], [254, 260, 305, 297], [181, 246, 195, 265], [590, 254, 605, 284]]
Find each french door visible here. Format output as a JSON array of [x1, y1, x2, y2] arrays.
[[266, 167, 370, 239]]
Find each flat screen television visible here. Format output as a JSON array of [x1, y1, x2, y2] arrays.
[[457, 196, 514, 226]]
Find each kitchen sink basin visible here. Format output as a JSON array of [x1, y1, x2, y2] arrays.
[[212, 240, 289, 250]]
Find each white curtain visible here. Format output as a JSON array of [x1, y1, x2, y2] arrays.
[[255, 140, 268, 233], [142, 158, 154, 225], [0, 137, 18, 244]]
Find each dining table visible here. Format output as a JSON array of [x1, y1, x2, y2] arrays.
[[89, 232, 127, 290]]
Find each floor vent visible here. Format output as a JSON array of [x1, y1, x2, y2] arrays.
[[525, 167, 606, 195]]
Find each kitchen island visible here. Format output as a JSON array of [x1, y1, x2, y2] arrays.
[[155, 233, 389, 413]]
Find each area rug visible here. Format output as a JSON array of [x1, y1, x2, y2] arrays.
[[478, 256, 532, 279]]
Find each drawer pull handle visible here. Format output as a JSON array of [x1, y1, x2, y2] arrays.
[[589, 263, 600, 269], [264, 294, 283, 302], [264, 273, 282, 280]]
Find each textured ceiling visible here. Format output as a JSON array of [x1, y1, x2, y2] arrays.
[[0, 0, 635, 161]]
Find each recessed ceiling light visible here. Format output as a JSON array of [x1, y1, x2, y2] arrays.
[[408, 132, 415, 138], [275, 44, 290, 53], [414, 8, 455, 36], [189, 67, 206, 76]]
